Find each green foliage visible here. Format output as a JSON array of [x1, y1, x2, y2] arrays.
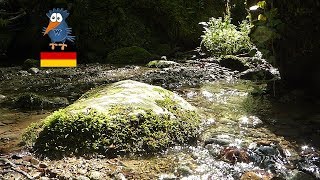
[[200, 15, 253, 57], [23, 102, 200, 158], [106, 46, 153, 64], [249, 1, 284, 62]]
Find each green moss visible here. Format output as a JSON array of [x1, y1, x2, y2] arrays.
[[23, 102, 200, 158], [106, 46, 153, 64]]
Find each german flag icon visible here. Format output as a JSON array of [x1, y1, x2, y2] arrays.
[[40, 52, 77, 67]]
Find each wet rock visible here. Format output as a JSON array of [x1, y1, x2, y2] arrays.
[[40, 177, 50, 180], [18, 70, 30, 76], [240, 69, 278, 81], [89, 171, 102, 180], [219, 55, 250, 72], [159, 174, 177, 180], [239, 116, 263, 128], [30, 158, 39, 165], [31, 172, 42, 178], [77, 175, 90, 180], [240, 171, 273, 180], [288, 170, 314, 180], [204, 134, 234, 146], [114, 173, 127, 180], [11, 154, 22, 159], [22, 155, 33, 162], [298, 146, 320, 179], [177, 165, 193, 176], [13, 93, 49, 110], [147, 60, 180, 68], [28, 67, 39, 74], [78, 169, 87, 174], [39, 163, 48, 168], [0, 94, 6, 102]]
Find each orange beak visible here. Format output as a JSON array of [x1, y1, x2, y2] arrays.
[[43, 21, 60, 35]]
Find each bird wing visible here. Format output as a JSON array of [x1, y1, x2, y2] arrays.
[[67, 35, 75, 42], [42, 27, 47, 34]]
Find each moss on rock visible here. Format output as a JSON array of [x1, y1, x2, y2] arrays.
[[106, 46, 153, 64], [23, 80, 200, 158]]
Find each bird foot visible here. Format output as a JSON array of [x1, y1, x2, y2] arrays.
[[58, 44, 67, 51], [49, 43, 58, 50]]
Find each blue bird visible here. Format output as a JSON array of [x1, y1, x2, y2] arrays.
[[43, 8, 75, 50]]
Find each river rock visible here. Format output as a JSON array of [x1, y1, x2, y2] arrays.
[[177, 165, 193, 176], [288, 170, 314, 180], [89, 171, 102, 180], [240, 69, 278, 81], [28, 67, 40, 74], [219, 55, 250, 72], [25, 80, 200, 157], [147, 60, 180, 68], [0, 94, 6, 101]]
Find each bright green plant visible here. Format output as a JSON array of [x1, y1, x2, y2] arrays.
[[200, 15, 253, 57]]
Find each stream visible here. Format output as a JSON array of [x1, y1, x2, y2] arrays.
[[0, 59, 319, 179]]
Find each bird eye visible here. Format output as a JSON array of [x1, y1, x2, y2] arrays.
[[50, 13, 57, 22], [56, 13, 63, 22]]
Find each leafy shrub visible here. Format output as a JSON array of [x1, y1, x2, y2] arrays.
[[200, 16, 253, 57]]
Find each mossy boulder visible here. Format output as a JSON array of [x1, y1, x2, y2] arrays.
[[22, 59, 39, 70], [219, 55, 250, 72], [106, 46, 153, 64], [146, 60, 180, 68], [23, 80, 200, 158]]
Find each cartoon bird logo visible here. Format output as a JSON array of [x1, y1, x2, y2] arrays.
[[43, 8, 75, 50]]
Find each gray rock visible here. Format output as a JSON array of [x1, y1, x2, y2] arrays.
[[28, 67, 40, 74]]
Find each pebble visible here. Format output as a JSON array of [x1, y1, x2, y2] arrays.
[[78, 168, 87, 174], [39, 163, 48, 168], [31, 172, 42, 178], [18, 70, 30, 76], [30, 158, 39, 165], [114, 173, 127, 180], [77, 175, 90, 180], [40, 177, 50, 180], [159, 174, 177, 180], [89, 171, 102, 180], [0, 94, 5, 101], [22, 155, 33, 162]]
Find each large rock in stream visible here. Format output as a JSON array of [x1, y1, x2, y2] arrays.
[[23, 80, 200, 158]]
